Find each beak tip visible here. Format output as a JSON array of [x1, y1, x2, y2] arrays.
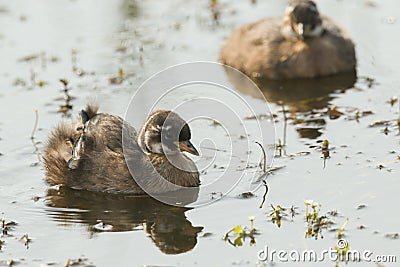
[[179, 141, 200, 156], [189, 145, 200, 156]]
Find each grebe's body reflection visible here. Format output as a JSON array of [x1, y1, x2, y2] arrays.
[[224, 66, 357, 113], [254, 71, 357, 112], [45, 187, 202, 254], [224, 66, 356, 139]]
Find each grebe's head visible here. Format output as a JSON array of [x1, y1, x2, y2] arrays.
[[284, 0, 324, 40], [138, 110, 199, 156]]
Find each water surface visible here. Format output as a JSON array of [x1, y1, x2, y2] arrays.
[[0, 0, 399, 266]]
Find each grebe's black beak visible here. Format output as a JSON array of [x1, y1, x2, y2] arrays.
[[179, 141, 199, 156]]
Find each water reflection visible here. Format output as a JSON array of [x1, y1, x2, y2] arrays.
[[45, 187, 203, 254], [225, 68, 357, 113], [225, 68, 357, 139], [296, 127, 323, 139]]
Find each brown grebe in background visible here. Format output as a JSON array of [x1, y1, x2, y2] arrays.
[[220, 0, 356, 79]]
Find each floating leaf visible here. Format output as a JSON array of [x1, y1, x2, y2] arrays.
[[233, 225, 243, 235], [224, 217, 257, 247], [233, 236, 243, 246]]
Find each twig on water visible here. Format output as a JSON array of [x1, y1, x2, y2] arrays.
[[255, 141, 266, 173], [255, 141, 269, 208], [259, 180, 269, 209]]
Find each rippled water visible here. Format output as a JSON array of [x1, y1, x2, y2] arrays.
[[0, 0, 399, 266]]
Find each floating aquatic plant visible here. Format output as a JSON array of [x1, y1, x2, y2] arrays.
[[266, 204, 298, 228], [388, 96, 398, 107], [19, 234, 31, 249], [310, 140, 332, 168], [334, 218, 351, 263], [289, 205, 299, 218], [321, 139, 330, 168], [1, 219, 17, 237], [336, 218, 349, 240], [109, 68, 125, 85], [0, 219, 18, 253], [269, 204, 287, 228], [224, 216, 257, 247], [304, 200, 332, 239], [57, 79, 73, 116]]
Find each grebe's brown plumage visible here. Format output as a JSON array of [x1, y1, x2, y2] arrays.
[[43, 104, 200, 195], [220, 0, 356, 79]]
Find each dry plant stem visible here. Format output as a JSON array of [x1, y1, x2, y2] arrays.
[[31, 109, 39, 140]]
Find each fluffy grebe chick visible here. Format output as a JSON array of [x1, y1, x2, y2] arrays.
[[43, 104, 200, 194]]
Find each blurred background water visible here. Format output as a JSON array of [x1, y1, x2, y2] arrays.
[[0, 0, 399, 266]]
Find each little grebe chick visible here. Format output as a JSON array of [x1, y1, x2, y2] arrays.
[[220, 0, 356, 79], [43, 104, 200, 194]]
